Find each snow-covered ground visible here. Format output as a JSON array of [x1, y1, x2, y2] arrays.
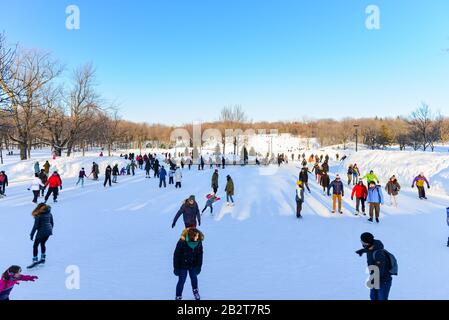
[[1, 150, 449, 300]]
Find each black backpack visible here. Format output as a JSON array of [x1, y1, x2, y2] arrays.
[[374, 249, 398, 276]]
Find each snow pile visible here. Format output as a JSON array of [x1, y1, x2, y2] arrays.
[[344, 150, 449, 196]]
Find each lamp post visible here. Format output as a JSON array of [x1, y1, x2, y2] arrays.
[[354, 124, 359, 152]]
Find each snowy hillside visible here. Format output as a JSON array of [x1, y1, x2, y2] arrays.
[[1, 150, 449, 300]]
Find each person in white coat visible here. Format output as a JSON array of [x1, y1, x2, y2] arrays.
[[28, 173, 45, 203], [175, 166, 183, 189]]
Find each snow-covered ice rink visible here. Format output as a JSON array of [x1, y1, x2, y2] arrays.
[[1, 149, 449, 299]]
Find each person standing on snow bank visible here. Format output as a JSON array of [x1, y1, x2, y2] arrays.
[[225, 175, 235, 206], [29, 203, 54, 267], [367, 181, 384, 223], [34, 162, 40, 175], [76, 168, 87, 187], [43, 161, 51, 175], [0, 266, 38, 300], [28, 173, 44, 203], [201, 193, 220, 215], [356, 232, 396, 301], [211, 169, 219, 194], [172, 196, 201, 228], [295, 180, 305, 219], [361, 170, 380, 185], [44, 171, 62, 203], [351, 180, 368, 215], [173, 228, 204, 301], [175, 166, 182, 188], [411, 173, 430, 200], [328, 174, 344, 214], [385, 176, 401, 207]]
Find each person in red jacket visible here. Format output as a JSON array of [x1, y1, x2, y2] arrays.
[[351, 180, 368, 215], [44, 171, 62, 203]]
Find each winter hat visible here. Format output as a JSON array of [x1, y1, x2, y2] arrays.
[[361, 232, 374, 245], [188, 195, 195, 201], [335, 174, 340, 179]]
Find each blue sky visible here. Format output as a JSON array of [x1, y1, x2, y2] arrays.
[[1, 0, 449, 125]]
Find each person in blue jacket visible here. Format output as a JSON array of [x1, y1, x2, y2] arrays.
[[159, 165, 167, 188], [367, 181, 384, 223]]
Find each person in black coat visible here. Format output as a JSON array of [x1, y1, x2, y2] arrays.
[[172, 196, 201, 228], [112, 164, 119, 183], [30, 204, 54, 264], [104, 165, 112, 187], [173, 228, 204, 300], [38, 170, 48, 196], [298, 167, 311, 193], [356, 232, 393, 300]]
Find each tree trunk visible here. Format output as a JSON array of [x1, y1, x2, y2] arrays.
[[19, 143, 27, 160], [66, 141, 74, 157]]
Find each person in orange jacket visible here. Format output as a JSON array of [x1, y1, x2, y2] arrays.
[[44, 171, 62, 203]]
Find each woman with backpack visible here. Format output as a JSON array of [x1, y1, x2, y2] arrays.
[[28, 203, 54, 268], [385, 175, 401, 207], [173, 228, 204, 300], [0, 266, 38, 300]]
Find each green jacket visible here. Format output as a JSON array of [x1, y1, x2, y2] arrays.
[[361, 173, 379, 184], [225, 179, 234, 196], [211, 172, 219, 189]]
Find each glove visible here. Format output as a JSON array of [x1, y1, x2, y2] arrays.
[[27, 188, 30, 191], [60, 186, 62, 190], [171, 222, 176, 229], [29, 276, 38, 282], [30, 235, 34, 241], [194, 268, 201, 275], [173, 268, 180, 276], [428, 186, 430, 189], [411, 185, 414, 188], [351, 197, 354, 201], [355, 249, 364, 256]]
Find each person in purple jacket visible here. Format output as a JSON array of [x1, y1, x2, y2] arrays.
[[0, 266, 38, 300], [76, 168, 87, 188], [411, 172, 430, 200]]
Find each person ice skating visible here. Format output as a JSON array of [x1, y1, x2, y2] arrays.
[[352, 164, 360, 185], [154, 159, 160, 177], [222, 156, 226, 169], [321, 161, 329, 174], [169, 167, 175, 185], [34, 161, 40, 174], [145, 160, 152, 178], [211, 169, 219, 194], [347, 165, 354, 185], [130, 160, 137, 176], [38, 169, 48, 196], [200, 156, 205, 170], [299, 166, 311, 193], [0, 171, 8, 197], [320, 171, 330, 194], [385, 176, 401, 207], [188, 158, 192, 170], [104, 165, 112, 187], [43, 161, 50, 175], [296, 180, 305, 218], [120, 167, 126, 176], [173, 228, 204, 300], [0, 266, 38, 300], [351, 180, 368, 215], [159, 165, 167, 188], [76, 168, 87, 187], [99, 151, 103, 157], [412, 173, 430, 200], [172, 196, 201, 228], [29, 203, 54, 268], [328, 174, 344, 214], [112, 164, 119, 183], [91, 162, 99, 181], [209, 156, 213, 169], [356, 233, 395, 301], [175, 166, 182, 188], [28, 173, 44, 203], [361, 170, 380, 185], [201, 192, 221, 215], [44, 171, 62, 203], [225, 175, 234, 206], [367, 181, 384, 223]]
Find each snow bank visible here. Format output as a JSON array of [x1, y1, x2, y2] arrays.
[[344, 150, 449, 196]]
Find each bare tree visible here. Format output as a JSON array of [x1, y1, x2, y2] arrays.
[[408, 103, 434, 151]]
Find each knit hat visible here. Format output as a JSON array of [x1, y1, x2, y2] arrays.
[[188, 195, 195, 201], [360, 232, 375, 245]]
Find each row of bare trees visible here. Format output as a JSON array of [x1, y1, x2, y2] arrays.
[[2, 33, 448, 161]]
